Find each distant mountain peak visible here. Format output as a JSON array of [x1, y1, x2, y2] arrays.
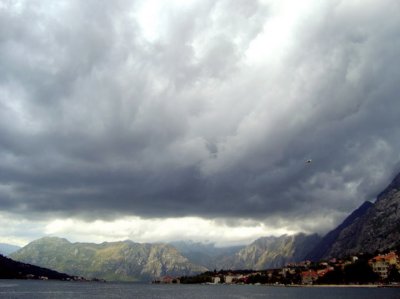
[[35, 236, 70, 244]]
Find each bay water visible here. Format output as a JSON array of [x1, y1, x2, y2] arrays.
[[0, 280, 399, 299]]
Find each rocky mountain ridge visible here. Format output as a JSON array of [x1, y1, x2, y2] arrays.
[[308, 171, 400, 259], [306, 201, 374, 261], [220, 233, 321, 270]]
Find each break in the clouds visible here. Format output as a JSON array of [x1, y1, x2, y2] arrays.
[[1, 0, 400, 244]]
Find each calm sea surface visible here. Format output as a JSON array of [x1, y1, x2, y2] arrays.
[[0, 280, 399, 299]]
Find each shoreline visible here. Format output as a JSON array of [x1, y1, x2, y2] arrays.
[[199, 283, 398, 288], [295, 284, 378, 288], [282, 283, 400, 288]]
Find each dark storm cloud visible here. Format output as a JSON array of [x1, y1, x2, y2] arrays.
[[1, 0, 400, 232]]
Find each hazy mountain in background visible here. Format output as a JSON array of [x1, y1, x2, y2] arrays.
[[308, 171, 400, 259], [169, 241, 244, 270], [0, 243, 21, 256], [11, 237, 207, 281]]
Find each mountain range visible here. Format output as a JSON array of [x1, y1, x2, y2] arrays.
[[10, 235, 319, 281], [10, 237, 207, 281], [8, 170, 400, 281]]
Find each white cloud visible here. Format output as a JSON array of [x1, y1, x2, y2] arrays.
[[42, 216, 297, 247], [0, 212, 47, 246]]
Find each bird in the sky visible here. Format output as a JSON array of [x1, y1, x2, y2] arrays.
[[305, 159, 312, 164]]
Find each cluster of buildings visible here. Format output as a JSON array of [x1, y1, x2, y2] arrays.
[[296, 251, 400, 284], [161, 251, 400, 285], [368, 251, 399, 280], [25, 274, 49, 280], [296, 257, 355, 284], [24, 274, 97, 281]]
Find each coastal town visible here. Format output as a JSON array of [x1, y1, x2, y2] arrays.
[[155, 250, 400, 286]]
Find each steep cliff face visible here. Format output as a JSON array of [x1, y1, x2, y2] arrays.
[[220, 233, 321, 270], [309, 171, 400, 259], [11, 237, 207, 281], [306, 201, 374, 261]]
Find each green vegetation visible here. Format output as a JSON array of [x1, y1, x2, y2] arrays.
[[0, 254, 77, 280], [317, 260, 379, 285]]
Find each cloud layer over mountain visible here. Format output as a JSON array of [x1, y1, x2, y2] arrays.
[[1, 0, 400, 244]]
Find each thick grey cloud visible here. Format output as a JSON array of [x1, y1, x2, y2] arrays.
[[1, 0, 400, 233]]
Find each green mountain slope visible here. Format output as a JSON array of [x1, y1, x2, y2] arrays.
[[11, 237, 207, 281]]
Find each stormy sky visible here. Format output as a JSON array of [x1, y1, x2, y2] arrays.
[[1, 0, 400, 246]]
